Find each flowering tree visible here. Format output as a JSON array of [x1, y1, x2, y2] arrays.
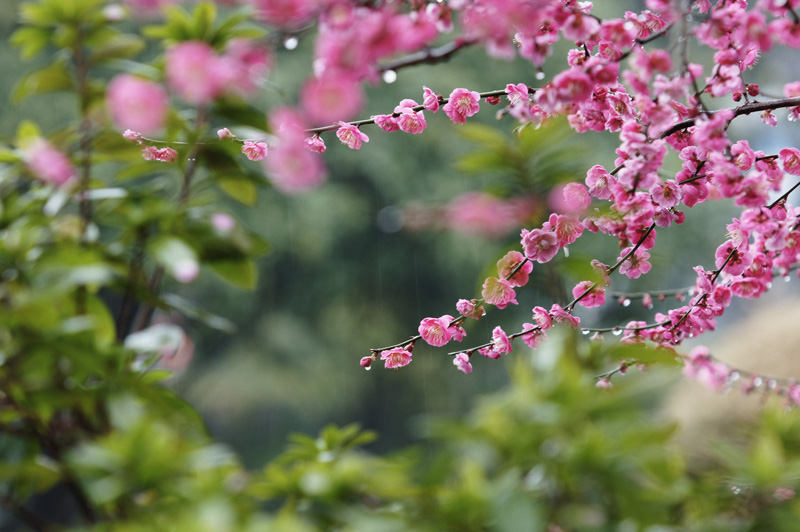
[[5, 0, 800, 529]]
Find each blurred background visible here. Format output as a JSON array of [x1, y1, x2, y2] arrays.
[[3, 0, 800, 474]]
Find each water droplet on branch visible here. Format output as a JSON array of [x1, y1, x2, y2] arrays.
[[283, 36, 299, 50], [382, 70, 397, 84]]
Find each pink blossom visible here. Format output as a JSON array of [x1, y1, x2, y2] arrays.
[[481, 277, 518, 309], [141, 146, 178, 163], [443, 315, 467, 342], [617, 247, 652, 279], [543, 213, 585, 248], [166, 41, 229, 105], [123, 130, 142, 143], [422, 86, 440, 112], [304, 135, 326, 153], [572, 281, 606, 308], [550, 304, 581, 328], [714, 240, 753, 276], [265, 108, 327, 193], [521, 228, 559, 263], [730, 140, 755, 170], [242, 141, 268, 161], [456, 299, 485, 320], [443, 88, 481, 125], [505, 83, 529, 105], [444, 192, 531, 237], [394, 100, 427, 134], [585, 165, 615, 200], [779, 148, 800, 176], [381, 348, 412, 369], [419, 316, 453, 347], [24, 138, 76, 186], [682, 346, 729, 391], [217, 128, 234, 140], [141, 145, 159, 161], [496, 250, 532, 287], [551, 69, 593, 104], [336, 122, 369, 150], [555, 182, 591, 213], [301, 74, 364, 125], [249, 0, 318, 28], [532, 306, 553, 331], [650, 180, 682, 209], [373, 114, 399, 132], [106, 74, 168, 134], [211, 212, 236, 233], [521, 324, 546, 349], [453, 353, 473, 374], [173, 258, 199, 283], [222, 38, 272, 97], [157, 147, 179, 163], [479, 326, 511, 359]]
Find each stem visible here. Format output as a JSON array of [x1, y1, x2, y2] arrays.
[[379, 38, 477, 73], [659, 96, 800, 139], [306, 88, 521, 134], [131, 109, 206, 334]]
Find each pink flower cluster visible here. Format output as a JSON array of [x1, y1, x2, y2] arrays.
[[165, 40, 270, 105], [682, 346, 730, 392], [264, 108, 327, 193], [24, 138, 76, 186]]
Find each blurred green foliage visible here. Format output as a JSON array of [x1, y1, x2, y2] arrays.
[[2, 0, 800, 530]]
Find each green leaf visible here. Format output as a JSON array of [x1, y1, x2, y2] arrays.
[[217, 176, 258, 206], [0, 148, 22, 163], [10, 27, 51, 60], [88, 33, 146, 63], [602, 342, 683, 367], [192, 1, 218, 40], [162, 293, 237, 333], [16, 120, 42, 145], [12, 60, 74, 103], [147, 236, 200, 283], [206, 259, 257, 290]]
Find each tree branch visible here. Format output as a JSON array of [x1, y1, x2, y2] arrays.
[[378, 38, 477, 73], [659, 96, 800, 139]]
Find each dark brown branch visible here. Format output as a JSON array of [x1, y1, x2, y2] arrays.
[[378, 38, 477, 73], [659, 96, 800, 139]]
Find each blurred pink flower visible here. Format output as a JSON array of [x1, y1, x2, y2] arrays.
[[264, 108, 327, 193], [106, 74, 168, 134], [166, 41, 230, 105], [443, 192, 531, 237], [24, 138, 76, 186], [301, 74, 364, 125]]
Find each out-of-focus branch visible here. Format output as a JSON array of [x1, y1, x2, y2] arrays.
[[378, 38, 477, 73]]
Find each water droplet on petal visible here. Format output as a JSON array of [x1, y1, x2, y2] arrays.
[[785, 276, 792, 283], [364, 365, 372, 371], [283, 36, 299, 50], [753, 376, 764, 388], [535, 70, 546, 80], [382, 70, 397, 84], [621, 298, 631, 307], [728, 371, 740, 382], [768, 379, 778, 389]]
